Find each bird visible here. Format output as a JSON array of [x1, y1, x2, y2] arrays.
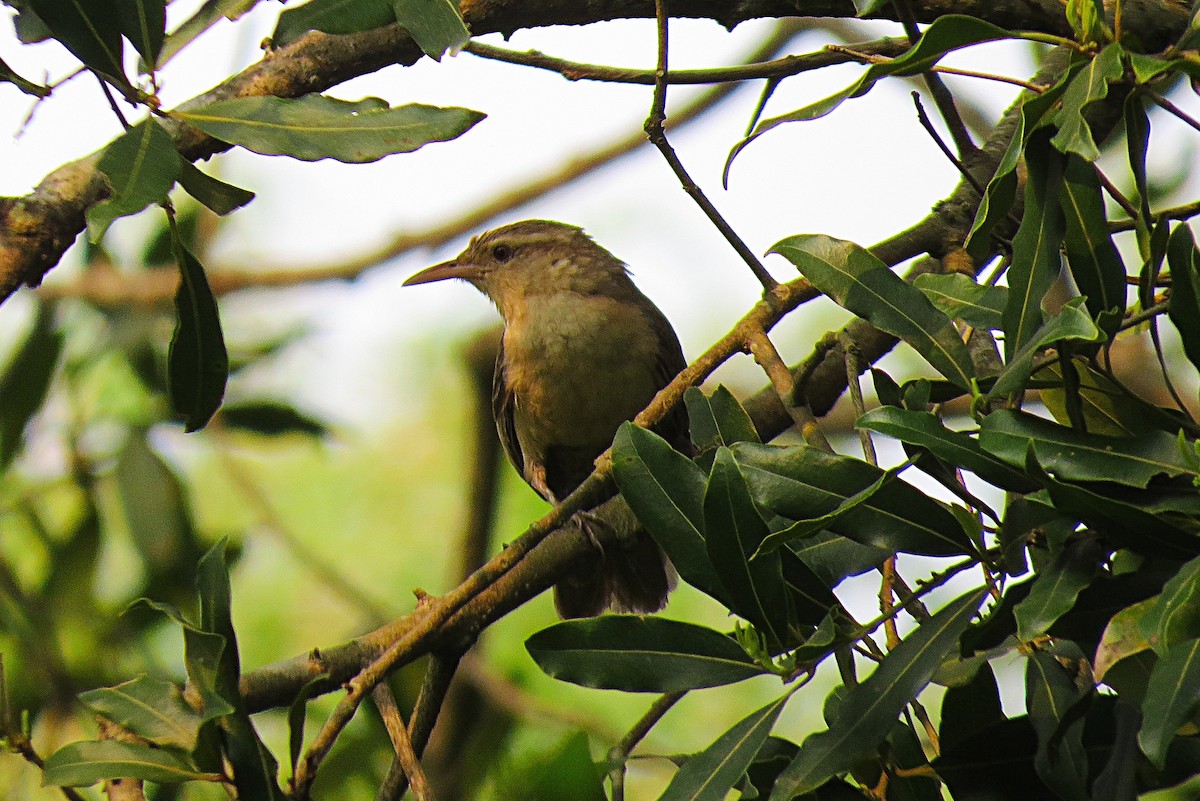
[[403, 219, 689, 617]]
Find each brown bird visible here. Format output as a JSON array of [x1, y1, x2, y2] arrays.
[[403, 220, 688, 617]]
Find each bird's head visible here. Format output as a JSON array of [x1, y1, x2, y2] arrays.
[[402, 220, 637, 317]]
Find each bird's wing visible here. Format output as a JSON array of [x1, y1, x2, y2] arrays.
[[492, 340, 526, 481]]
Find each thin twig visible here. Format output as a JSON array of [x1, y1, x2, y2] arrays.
[[911, 92, 987, 197], [464, 37, 909, 85], [377, 652, 463, 801], [608, 691, 686, 801], [892, 0, 976, 156], [643, 0, 776, 291], [372, 683, 436, 801], [1144, 88, 1200, 134]]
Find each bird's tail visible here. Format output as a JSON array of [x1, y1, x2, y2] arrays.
[[554, 528, 676, 618]]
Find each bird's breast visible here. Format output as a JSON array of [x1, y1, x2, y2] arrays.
[[501, 293, 664, 450]]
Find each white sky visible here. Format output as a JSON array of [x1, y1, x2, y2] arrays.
[[1, 3, 1049, 426]]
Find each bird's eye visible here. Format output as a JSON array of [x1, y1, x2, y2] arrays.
[[491, 243, 514, 262]]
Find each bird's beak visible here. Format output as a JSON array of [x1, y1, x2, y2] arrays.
[[402, 259, 485, 287]]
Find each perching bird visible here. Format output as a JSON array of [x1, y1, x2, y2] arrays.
[[403, 220, 688, 617]]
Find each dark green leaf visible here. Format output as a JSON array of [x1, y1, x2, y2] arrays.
[[174, 95, 485, 163], [778, 549, 837, 627], [288, 673, 330, 777], [738, 737, 800, 801], [965, 71, 1074, 260], [1026, 646, 1089, 801], [13, 5, 52, 42], [1014, 537, 1105, 640], [1139, 637, 1200, 769], [176, 161, 254, 216], [1037, 359, 1160, 437], [169, 230, 228, 431], [116, 0, 166, 66], [0, 303, 62, 472], [771, 234, 973, 389], [1050, 44, 1124, 161], [1125, 94, 1152, 254], [685, 385, 760, 450], [525, 616, 767, 692], [1003, 128, 1067, 361], [87, 119, 182, 241], [988, 298, 1103, 400], [1139, 555, 1200, 654], [611, 423, 722, 600], [1167, 223, 1200, 373], [934, 717, 1050, 799], [787, 530, 889, 587], [392, 0, 469, 60], [220, 401, 327, 437], [733, 442, 976, 557], [769, 589, 985, 799], [43, 740, 218, 786], [78, 677, 203, 751], [939, 661, 1004, 752], [1060, 154, 1126, 330], [1092, 701, 1141, 801], [661, 691, 794, 801], [705, 447, 793, 643], [272, 0, 395, 48], [979, 409, 1198, 488], [1064, 0, 1110, 44], [26, 0, 129, 87], [913, 273, 1008, 330], [857, 406, 1036, 492]]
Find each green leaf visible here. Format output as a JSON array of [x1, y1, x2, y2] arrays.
[[726, 16, 1013, 175], [988, 298, 1103, 400], [705, 447, 793, 644], [965, 73, 1074, 260], [769, 589, 985, 799], [857, 406, 1037, 493], [43, 740, 219, 786], [771, 234, 973, 389], [393, 0, 469, 60], [778, 549, 838, 627], [0, 303, 62, 472], [1125, 94, 1152, 255], [1037, 359, 1159, 437], [525, 616, 767, 692], [87, 119, 182, 241], [685, 386, 760, 450], [174, 95, 485, 163], [1003, 128, 1067, 361], [272, 0, 396, 48], [26, 0, 129, 88], [78, 677, 204, 751], [1167, 223, 1200, 373], [521, 732, 607, 801], [176, 161, 254, 216], [939, 662, 1004, 751], [1050, 44, 1124, 161], [1060, 154, 1126, 329], [288, 673, 329, 777], [115, 433, 195, 575], [1013, 537, 1105, 640], [1026, 646, 1089, 800], [1139, 637, 1200, 768], [1140, 555, 1200, 654], [913, 273, 1008, 330], [1065, 0, 1111, 44], [979, 409, 1199, 488], [116, 0, 166, 66], [220, 401, 327, 437], [661, 691, 794, 801], [611, 423, 722, 600], [787, 530, 888, 587], [168, 229, 227, 431], [1094, 598, 1154, 681], [0, 56, 49, 96], [733, 442, 976, 558]]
